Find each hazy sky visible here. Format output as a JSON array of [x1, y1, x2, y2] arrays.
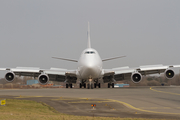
[[0, 0, 180, 77]]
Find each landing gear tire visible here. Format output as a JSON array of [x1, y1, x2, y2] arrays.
[[87, 84, 90, 89], [112, 83, 114, 88], [108, 83, 110, 88], [98, 83, 101, 88], [66, 84, 69, 88], [70, 84, 72, 88], [83, 83, 86, 88], [91, 84, 93, 89], [80, 83, 82, 88], [94, 83, 96, 88]]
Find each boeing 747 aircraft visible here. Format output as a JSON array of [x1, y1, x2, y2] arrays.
[[1, 23, 180, 89]]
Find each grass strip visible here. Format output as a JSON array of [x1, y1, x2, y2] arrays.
[[0, 99, 171, 120]]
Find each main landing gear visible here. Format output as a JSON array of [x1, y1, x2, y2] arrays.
[[79, 83, 86, 88], [79, 83, 101, 89], [79, 78, 101, 89], [86, 83, 101, 89], [108, 83, 114, 88], [66, 83, 73, 88], [94, 83, 101, 88]]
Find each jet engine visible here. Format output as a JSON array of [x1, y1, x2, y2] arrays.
[[38, 74, 49, 85], [165, 69, 175, 79], [131, 72, 142, 83], [5, 72, 15, 82]]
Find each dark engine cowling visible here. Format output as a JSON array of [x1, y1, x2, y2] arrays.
[[38, 74, 49, 85], [165, 69, 175, 79], [131, 72, 142, 83], [5, 72, 15, 82]]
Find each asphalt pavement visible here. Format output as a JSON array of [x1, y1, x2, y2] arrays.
[[0, 86, 180, 119]]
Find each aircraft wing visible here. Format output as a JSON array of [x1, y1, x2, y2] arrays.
[[103, 64, 180, 83], [0, 67, 77, 83]]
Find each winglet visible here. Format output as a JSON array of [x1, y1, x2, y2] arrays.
[[87, 22, 91, 48]]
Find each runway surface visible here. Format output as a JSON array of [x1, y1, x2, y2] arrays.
[[0, 86, 180, 119]]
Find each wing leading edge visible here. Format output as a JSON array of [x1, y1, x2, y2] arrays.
[[0, 67, 77, 84], [103, 64, 180, 83]]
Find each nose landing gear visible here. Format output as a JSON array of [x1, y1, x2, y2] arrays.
[[87, 83, 93, 89], [88, 78, 93, 89]]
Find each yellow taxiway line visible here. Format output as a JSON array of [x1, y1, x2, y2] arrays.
[[107, 99, 180, 115], [68, 101, 112, 103], [14, 96, 44, 98], [150, 87, 180, 96]]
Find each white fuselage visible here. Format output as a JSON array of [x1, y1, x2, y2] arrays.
[[78, 48, 102, 79]]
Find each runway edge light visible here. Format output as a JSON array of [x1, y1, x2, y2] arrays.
[[91, 104, 96, 109], [91, 104, 96, 107]]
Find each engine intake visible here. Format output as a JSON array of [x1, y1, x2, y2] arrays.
[[5, 72, 15, 82], [131, 72, 142, 83], [165, 69, 175, 79], [38, 74, 49, 85]]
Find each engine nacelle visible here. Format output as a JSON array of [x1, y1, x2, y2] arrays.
[[131, 72, 142, 83], [165, 69, 175, 79], [38, 74, 49, 85], [5, 72, 15, 82]]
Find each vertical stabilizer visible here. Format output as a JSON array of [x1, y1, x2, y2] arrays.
[[87, 22, 91, 48]]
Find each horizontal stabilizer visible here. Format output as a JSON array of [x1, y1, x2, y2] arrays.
[[102, 56, 126, 62], [52, 57, 78, 62]]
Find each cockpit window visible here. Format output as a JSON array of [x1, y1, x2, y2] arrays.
[[90, 51, 95, 54], [85, 51, 95, 54], [85, 51, 89, 54]]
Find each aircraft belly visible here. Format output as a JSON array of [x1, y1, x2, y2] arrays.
[[80, 67, 101, 79]]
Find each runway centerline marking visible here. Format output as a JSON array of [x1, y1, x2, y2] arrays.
[[150, 87, 180, 96]]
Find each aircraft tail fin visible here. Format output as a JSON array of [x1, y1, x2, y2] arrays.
[[87, 22, 91, 48]]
